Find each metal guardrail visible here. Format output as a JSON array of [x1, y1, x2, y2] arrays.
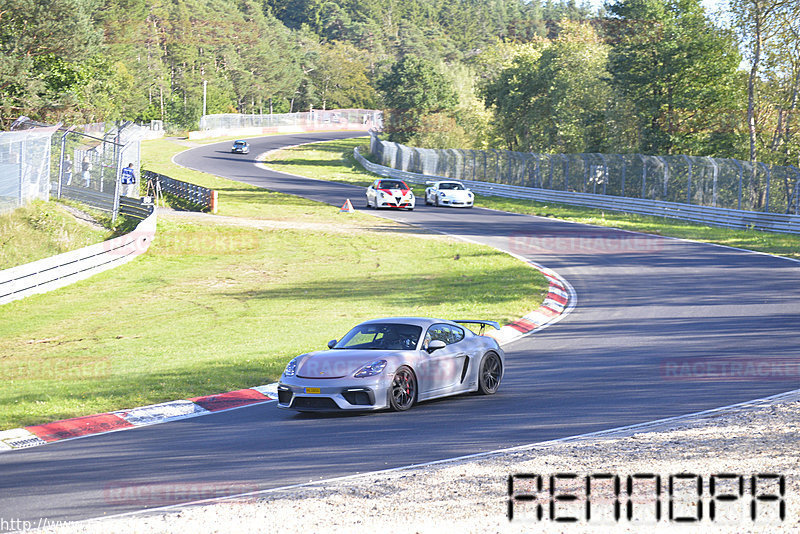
[[354, 148, 800, 235], [0, 206, 156, 305], [142, 170, 217, 213], [119, 196, 153, 220], [57, 185, 152, 220], [59, 185, 115, 211]]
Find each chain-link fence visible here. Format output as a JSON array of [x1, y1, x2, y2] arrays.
[[0, 120, 60, 214], [370, 134, 800, 215], [199, 109, 382, 131], [2, 118, 147, 220], [52, 121, 147, 220], [53, 122, 143, 197]]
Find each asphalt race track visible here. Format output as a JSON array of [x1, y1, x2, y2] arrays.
[[2, 131, 799, 528]]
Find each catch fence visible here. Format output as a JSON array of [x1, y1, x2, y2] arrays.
[[198, 109, 382, 135], [0, 121, 60, 214], [52, 121, 146, 220], [369, 134, 800, 216], [3, 118, 148, 221]]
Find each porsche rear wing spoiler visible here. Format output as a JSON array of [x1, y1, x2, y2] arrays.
[[454, 320, 501, 335]]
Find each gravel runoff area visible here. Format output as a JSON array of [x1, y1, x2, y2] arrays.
[[33, 389, 800, 534]]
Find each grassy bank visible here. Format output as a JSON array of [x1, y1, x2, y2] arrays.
[[263, 138, 800, 260], [0, 201, 115, 270], [0, 138, 548, 430]]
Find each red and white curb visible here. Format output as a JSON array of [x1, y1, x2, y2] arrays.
[[0, 265, 570, 453], [486, 260, 575, 346], [0, 385, 279, 452]]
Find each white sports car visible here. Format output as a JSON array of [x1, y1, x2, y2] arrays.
[[425, 180, 475, 208], [277, 317, 504, 412], [366, 179, 415, 210], [425, 180, 474, 207]]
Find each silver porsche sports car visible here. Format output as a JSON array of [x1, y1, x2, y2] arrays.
[[277, 317, 505, 412]]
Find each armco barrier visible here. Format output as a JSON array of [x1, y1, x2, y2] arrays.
[[354, 148, 800, 235], [58, 186, 152, 220], [143, 170, 217, 213], [0, 206, 156, 305]]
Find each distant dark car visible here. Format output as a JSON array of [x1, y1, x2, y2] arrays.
[[231, 140, 249, 154]]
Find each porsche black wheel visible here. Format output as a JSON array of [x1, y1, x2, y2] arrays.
[[477, 352, 502, 395], [389, 366, 417, 411]]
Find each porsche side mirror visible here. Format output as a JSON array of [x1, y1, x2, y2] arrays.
[[327, 339, 337, 349], [427, 340, 446, 353]]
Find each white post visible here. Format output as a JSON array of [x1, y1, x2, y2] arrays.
[[203, 80, 207, 117]]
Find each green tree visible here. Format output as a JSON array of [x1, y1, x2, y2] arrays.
[[0, 0, 105, 126], [607, 0, 743, 155], [306, 41, 377, 110], [378, 55, 458, 143], [482, 23, 609, 153], [481, 46, 544, 151], [729, 0, 799, 165], [531, 22, 610, 152]]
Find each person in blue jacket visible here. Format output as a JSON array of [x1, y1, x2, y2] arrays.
[[121, 163, 137, 196], [121, 163, 136, 185]]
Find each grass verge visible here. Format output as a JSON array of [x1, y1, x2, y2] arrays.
[[0, 138, 548, 430], [0, 201, 115, 270], [263, 138, 800, 260]]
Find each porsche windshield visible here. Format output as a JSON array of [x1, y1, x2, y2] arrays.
[[439, 182, 464, 190], [334, 323, 422, 350]]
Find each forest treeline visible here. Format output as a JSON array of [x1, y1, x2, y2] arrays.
[[1, 0, 798, 166]]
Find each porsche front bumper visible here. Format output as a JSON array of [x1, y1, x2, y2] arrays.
[[277, 376, 389, 411]]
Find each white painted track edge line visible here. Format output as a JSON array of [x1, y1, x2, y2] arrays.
[[80, 385, 800, 526]]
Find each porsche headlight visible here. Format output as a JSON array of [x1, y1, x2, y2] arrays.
[[283, 357, 299, 377], [353, 360, 387, 378]]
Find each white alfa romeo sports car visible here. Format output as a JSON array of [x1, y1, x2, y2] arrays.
[[277, 317, 504, 412], [365, 179, 415, 210], [424, 180, 474, 207]]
